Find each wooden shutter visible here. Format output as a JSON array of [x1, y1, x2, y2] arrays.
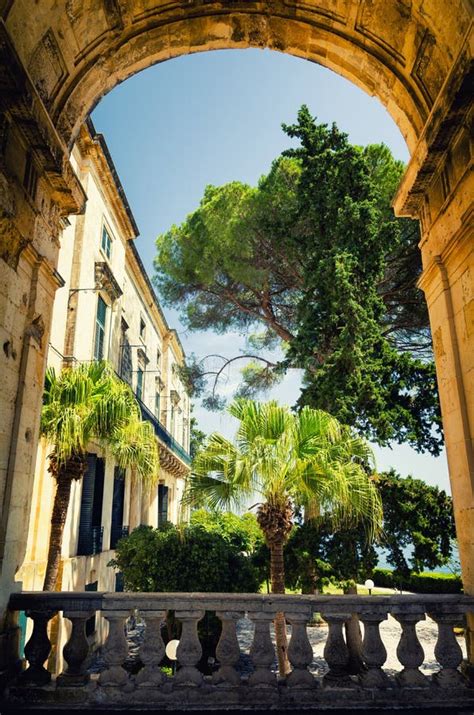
[[77, 453, 97, 556], [158, 485, 169, 526], [110, 466, 125, 549]]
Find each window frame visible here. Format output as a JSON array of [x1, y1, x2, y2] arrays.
[[100, 222, 113, 261], [93, 294, 108, 361]]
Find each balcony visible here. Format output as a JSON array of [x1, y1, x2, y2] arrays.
[[4, 591, 474, 712], [137, 399, 191, 467]]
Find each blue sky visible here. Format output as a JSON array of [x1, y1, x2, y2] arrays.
[[92, 48, 450, 493]]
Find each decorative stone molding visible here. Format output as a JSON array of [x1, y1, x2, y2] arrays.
[[94, 261, 123, 303]]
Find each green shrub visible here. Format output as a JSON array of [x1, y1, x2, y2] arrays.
[[109, 522, 261, 593], [373, 568, 462, 594]]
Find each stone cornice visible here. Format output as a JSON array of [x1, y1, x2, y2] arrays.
[[0, 20, 85, 216], [394, 22, 473, 218]]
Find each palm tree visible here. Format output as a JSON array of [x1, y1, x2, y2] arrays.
[[187, 399, 382, 676], [40, 361, 159, 591]]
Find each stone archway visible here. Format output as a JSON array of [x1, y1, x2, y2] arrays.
[[0, 0, 472, 668]]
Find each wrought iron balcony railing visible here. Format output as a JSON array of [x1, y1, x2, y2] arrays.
[[137, 398, 191, 466]]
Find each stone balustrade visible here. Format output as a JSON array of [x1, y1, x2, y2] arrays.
[[4, 592, 474, 711]]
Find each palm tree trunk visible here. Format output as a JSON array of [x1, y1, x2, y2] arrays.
[[344, 583, 364, 674], [43, 471, 74, 591], [270, 540, 291, 676]]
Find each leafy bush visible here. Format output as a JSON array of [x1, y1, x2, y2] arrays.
[[109, 521, 261, 593], [190, 509, 263, 554], [373, 568, 462, 594]]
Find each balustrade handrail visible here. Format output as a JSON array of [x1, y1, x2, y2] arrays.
[[6, 590, 474, 710], [9, 590, 474, 613]]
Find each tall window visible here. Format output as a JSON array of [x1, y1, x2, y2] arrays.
[[94, 296, 107, 361], [158, 485, 169, 526], [139, 317, 146, 341], [170, 404, 175, 436], [155, 391, 160, 419], [101, 225, 112, 259], [77, 455, 104, 556], [136, 367, 144, 401]]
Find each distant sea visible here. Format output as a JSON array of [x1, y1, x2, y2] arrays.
[[376, 542, 460, 575]]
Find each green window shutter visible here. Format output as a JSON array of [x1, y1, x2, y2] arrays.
[[77, 455, 105, 555], [110, 467, 126, 549], [158, 485, 169, 526], [94, 296, 107, 361], [136, 368, 143, 401]]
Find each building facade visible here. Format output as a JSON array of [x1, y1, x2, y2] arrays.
[[17, 121, 190, 625]]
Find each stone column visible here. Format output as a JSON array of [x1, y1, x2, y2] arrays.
[[98, 611, 129, 687], [136, 610, 166, 687], [175, 609, 204, 686], [213, 610, 243, 686], [321, 612, 352, 687], [248, 612, 277, 687], [392, 610, 428, 688], [359, 612, 390, 688], [18, 610, 55, 686], [57, 610, 94, 686], [393, 57, 474, 669], [428, 610, 467, 687], [286, 612, 315, 687]]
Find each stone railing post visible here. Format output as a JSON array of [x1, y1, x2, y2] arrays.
[[18, 610, 55, 686], [359, 612, 390, 688], [392, 610, 429, 687], [98, 611, 130, 687], [136, 610, 166, 687], [213, 610, 243, 685], [286, 612, 315, 687], [57, 610, 95, 686], [175, 610, 205, 686], [248, 612, 277, 686], [428, 610, 466, 687], [321, 612, 352, 686]]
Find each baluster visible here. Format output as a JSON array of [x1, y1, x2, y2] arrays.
[[392, 610, 429, 687], [286, 612, 315, 687], [428, 611, 466, 687], [359, 612, 390, 688], [98, 610, 129, 687], [213, 610, 243, 685], [18, 610, 55, 686], [175, 610, 204, 686], [321, 612, 352, 687], [57, 610, 95, 686], [136, 610, 166, 687], [248, 612, 277, 686]]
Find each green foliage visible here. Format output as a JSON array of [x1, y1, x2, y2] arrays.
[[189, 415, 206, 460], [188, 399, 382, 540], [190, 509, 263, 553], [41, 361, 159, 482], [377, 469, 456, 575], [282, 107, 440, 454], [109, 522, 261, 593], [153, 107, 440, 455], [373, 568, 462, 594], [284, 519, 378, 593]]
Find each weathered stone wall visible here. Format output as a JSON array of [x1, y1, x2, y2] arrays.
[[0, 0, 472, 671]]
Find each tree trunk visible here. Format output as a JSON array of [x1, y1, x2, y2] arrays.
[[270, 541, 291, 676], [344, 584, 365, 674], [43, 453, 85, 591]]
